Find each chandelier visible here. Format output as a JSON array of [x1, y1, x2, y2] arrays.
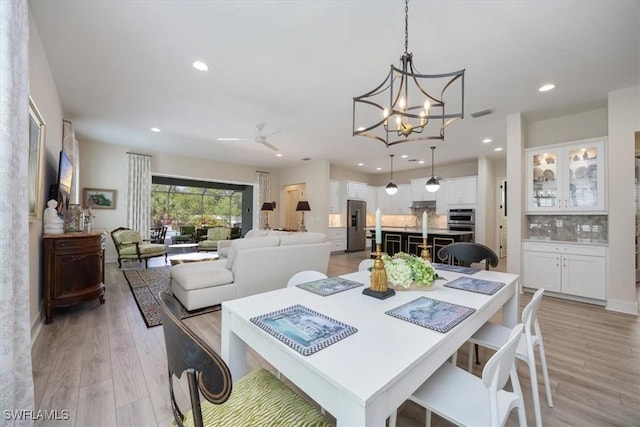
[[353, 0, 465, 147]]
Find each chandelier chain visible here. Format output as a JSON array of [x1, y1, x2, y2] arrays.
[[404, 0, 409, 55]]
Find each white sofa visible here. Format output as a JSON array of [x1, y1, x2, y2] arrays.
[[170, 232, 331, 310]]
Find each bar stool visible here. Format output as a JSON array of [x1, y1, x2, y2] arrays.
[[433, 237, 455, 263], [406, 235, 424, 256], [384, 233, 402, 255]]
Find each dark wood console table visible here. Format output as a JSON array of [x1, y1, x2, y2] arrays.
[[43, 231, 106, 323]]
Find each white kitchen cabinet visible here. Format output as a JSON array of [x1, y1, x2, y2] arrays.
[[376, 186, 391, 213], [347, 181, 367, 200], [389, 184, 411, 214], [410, 178, 436, 202], [365, 185, 377, 215], [446, 176, 477, 205], [526, 138, 606, 213], [522, 241, 606, 300], [327, 227, 347, 252], [435, 180, 448, 215], [328, 181, 342, 214]]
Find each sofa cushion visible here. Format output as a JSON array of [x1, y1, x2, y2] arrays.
[[171, 261, 233, 291], [267, 230, 291, 237], [226, 236, 280, 269], [279, 232, 326, 246], [244, 229, 269, 238], [120, 243, 166, 256]]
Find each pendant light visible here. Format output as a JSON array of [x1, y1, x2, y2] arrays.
[[425, 146, 440, 192], [385, 154, 398, 195]]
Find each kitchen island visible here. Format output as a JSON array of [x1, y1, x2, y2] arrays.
[[368, 227, 473, 259]]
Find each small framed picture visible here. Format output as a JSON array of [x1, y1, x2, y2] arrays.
[[83, 188, 117, 210]]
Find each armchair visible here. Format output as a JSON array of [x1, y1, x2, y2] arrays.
[[111, 227, 168, 268], [197, 226, 231, 252]]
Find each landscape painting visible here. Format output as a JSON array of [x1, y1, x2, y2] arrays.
[[83, 188, 117, 209]]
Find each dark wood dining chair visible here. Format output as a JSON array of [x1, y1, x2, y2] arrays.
[[158, 291, 332, 427], [437, 242, 499, 365]]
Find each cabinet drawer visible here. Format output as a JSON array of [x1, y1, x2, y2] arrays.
[[330, 240, 347, 252], [53, 235, 104, 251], [523, 241, 605, 257], [327, 228, 346, 239]]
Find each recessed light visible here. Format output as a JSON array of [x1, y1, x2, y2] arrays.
[[538, 83, 555, 92], [482, 138, 492, 144], [193, 61, 209, 71], [216, 137, 245, 141], [275, 153, 283, 157], [357, 163, 364, 166], [418, 160, 425, 164], [150, 127, 161, 132], [357, 127, 365, 131], [494, 147, 503, 152], [401, 154, 408, 159], [376, 167, 382, 171]]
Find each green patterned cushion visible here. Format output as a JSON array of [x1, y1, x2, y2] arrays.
[[181, 368, 333, 427]]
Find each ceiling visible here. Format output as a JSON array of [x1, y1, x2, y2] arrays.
[[29, 1, 639, 175]]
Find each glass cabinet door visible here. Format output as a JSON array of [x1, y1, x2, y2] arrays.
[[565, 140, 605, 210], [530, 150, 560, 210]]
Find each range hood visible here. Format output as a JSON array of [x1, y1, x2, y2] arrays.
[[410, 200, 436, 209]]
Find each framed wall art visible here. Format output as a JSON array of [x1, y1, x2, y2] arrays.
[[28, 96, 46, 221], [83, 188, 117, 209]]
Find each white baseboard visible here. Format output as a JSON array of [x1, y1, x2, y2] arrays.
[[31, 307, 44, 347], [606, 298, 639, 316]]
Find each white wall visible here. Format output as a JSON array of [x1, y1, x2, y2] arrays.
[[28, 8, 64, 330], [527, 108, 608, 147], [476, 156, 497, 251], [369, 161, 478, 186], [506, 114, 525, 276]]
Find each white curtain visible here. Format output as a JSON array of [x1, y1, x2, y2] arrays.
[[0, 0, 35, 423], [126, 153, 151, 238], [256, 171, 271, 229]]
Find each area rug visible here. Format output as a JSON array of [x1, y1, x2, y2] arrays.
[[123, 266, 220, 328]]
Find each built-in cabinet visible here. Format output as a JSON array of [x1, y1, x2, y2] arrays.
[[435, 180, 448, 215], [365, 186, 376, 215], [346, 181, 367, 200], [526, 138, 606, 212], [329, 181, 342, 213], [410, 178, 436, 202], [522, 241, 606, 300], [327, 227, 347, 252], [376, 184, 410, 214], [446, 176, 477, 205]]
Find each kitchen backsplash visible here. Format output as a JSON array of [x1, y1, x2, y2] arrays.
[[526, 215, 608, 243], [365, 207, 447, 229]]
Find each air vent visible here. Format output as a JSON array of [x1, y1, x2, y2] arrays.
[[301, 157, 312, 161], [407, 158, 419, 162], [470, 108, 494, 118]]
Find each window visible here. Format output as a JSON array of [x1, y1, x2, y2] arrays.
[[151, 176, 250, 234]]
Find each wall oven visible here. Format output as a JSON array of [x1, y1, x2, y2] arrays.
[[447, 208, 475, 241]]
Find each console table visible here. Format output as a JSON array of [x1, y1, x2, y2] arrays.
[[43, 231, 106, 323]]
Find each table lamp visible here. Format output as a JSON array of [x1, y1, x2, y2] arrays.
[[261, 202, 274, 229], [295, 201, 311, 232]]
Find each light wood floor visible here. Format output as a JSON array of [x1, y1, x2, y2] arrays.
[[32, 252, 640, 426]]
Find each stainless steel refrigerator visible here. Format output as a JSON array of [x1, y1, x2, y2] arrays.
[[347, 200, 367, 252]]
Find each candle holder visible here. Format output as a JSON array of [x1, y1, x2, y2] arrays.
[[420, 237, 432, 262], [363, 244, 396, 300]]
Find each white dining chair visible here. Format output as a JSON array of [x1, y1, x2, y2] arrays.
[[358, 259, 374, 271], [286, 270, 328, 287], [467, 288, 552, 427], [390, 324, 527, 427]]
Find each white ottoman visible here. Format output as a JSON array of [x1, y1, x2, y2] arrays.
[[170, 261, 237, 311]]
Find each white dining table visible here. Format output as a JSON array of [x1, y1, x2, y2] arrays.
[[221, 268, 520, 427]]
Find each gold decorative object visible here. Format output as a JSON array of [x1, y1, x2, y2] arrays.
[[363, 244, 396, 299], [420, 237, 431, 262]]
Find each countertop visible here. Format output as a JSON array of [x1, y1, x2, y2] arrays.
[[367, 227, 473, 236], [522, 238, 609, 247]]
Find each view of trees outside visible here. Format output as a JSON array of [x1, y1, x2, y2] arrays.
[[151, 184, 242, 232]]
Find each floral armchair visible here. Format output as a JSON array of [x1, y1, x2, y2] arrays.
[[197, 226, 231, 252], [111, 227, 167, 268]]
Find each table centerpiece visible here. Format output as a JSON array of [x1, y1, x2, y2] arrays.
[[381, 252, 444, 291]]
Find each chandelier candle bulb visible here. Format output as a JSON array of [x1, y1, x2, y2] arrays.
[[422, 211, 428, 238], [375, 208, 382, 244]]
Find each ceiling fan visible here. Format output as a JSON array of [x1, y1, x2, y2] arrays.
[[255, 123, 280, 152]]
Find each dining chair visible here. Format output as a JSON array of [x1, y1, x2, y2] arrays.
[[158, 291, 332, 427], [467, 288, 552, 427], [390, 324, 527, 427], [358, 259, 374, 271], [287, 270, 328, 287], [432, 237, 455, 262], [438, 241, 499, 365]]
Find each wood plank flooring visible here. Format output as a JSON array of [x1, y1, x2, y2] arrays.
[[32, 252, 640, 426]]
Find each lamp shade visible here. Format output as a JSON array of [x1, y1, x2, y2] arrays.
[[296, 201, 311, 212], [385, 181, 398, 195], [425, 177, 440, 192], [261, 202, 274, 211]]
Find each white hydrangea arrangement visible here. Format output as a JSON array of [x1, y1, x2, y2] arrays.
[[381, 252, 441, 288]]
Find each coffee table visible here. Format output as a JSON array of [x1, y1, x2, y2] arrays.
[[170, 251, 219, 266], [168, 243, 199, 254]]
